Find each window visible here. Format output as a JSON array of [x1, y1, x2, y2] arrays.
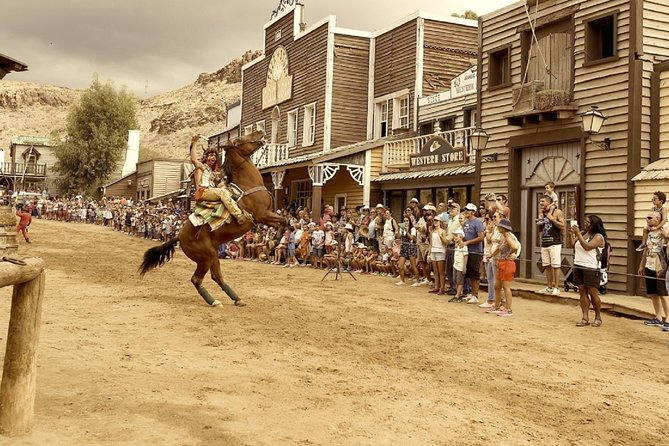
[[302, 103, 316, 146], [488, 46, 511, 89], [585, 12, 617, 63], [292, 179, 312, 208], [439, 117, 455, 132], [394, 96, 409, 129], [255, 120, 265, 134], [419, 122, 433, 135], [287, 109, 298, 147], [275, 29, 282, 42], [463, 107, 477, 128], [243, 125, 253, 135], [375, 100, 389, 138]]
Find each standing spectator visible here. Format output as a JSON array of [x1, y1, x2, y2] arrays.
[[489, 219, 520, 316], [637, 191, 668, 251], [408, 197, 421, 224], [486, 192, 511, 221], [481, 210, 502, 308], [444, 203, 463, 294], [415, 205, 435, 285], [428, 214, 449, 294], [311, 223, 325, 269], [451, 229, 468, 301], [537, 195, 565, 295], [638, 211, 669, 327], [462, 203, 485, 303], [571, 215, 607, 327], [382, 208, 399, 250], [396, 215, 419, 286]]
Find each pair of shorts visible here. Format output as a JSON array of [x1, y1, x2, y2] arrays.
[[572, 265, 600, 288], [287, 247, 295, 257], [454, 270, 465, 285], [497, 259, 516, 282], [645, 268, 668, 296], [541, 244, 562, 268], [417, 244, 429, 263], [313, 247, 324, 258], [465, 252, 482, 280], [430, 252, 446, 262]]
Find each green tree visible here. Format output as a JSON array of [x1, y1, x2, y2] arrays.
[[54, 76, 138, 194], [451, 10, 478, 20]]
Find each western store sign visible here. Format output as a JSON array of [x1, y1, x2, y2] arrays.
[[409, 136, 465, 168]]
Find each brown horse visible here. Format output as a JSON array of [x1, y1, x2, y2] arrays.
[[139, 131, 286, 306]]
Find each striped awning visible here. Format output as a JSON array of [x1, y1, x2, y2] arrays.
[[632, 158, 669, 181], [372, 164, 475, 182]]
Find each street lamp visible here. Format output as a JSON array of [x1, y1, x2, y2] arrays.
[[470, 128, 489, 152], [581, 105, 611, 150]]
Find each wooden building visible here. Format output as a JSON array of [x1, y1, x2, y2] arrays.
[[240, 2, 477, 213], [0, 52, 27, 79], [477, 0, 669, 293], [104, 159, 192, 203], [2, 136, 56, 194]]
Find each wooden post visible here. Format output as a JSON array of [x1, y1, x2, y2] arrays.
[[0, 258, 45, 437]]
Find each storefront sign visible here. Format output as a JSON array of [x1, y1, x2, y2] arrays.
[[451, 66, 477, 99], [409, 136, 465, 167], [263, 46, 293, 109]]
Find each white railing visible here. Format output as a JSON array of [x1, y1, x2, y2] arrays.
[[383, 127, 476, 172], [251, 143, 289, 169]]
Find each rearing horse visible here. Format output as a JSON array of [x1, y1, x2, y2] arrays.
[[139, 131, 286, 306]]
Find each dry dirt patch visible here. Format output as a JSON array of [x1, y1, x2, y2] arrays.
[[1, 219, 668, 445]]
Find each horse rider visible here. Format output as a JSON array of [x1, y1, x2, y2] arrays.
[[189, 135, 250, 225]]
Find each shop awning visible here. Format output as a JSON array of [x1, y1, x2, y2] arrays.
[[632, 158, 669, 181], [372, 164, 475, 182]]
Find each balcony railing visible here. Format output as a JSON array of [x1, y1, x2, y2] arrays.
[[0, 162, 47, 177], [251, 143, 289, 169], [382, 127, 476, 172]]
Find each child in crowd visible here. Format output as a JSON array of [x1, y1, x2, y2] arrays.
[[364, 246, 377, 274], [273, 229, 289, 264], [451, 229, 468, 301], [638, 191, 668, 251], [284, 227, 297, 267], [310, 223, 325, 269]]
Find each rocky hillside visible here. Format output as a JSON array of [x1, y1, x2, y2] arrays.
[[0, 49, 262, 161]]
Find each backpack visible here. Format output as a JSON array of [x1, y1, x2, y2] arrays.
[[597, 236, 612, 270]]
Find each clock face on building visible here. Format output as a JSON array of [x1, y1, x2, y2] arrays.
[[267, 46, 289, 81]]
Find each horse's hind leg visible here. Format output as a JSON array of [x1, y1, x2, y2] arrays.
[[191, 262, 223, 307], [210, 258, 246, 307]]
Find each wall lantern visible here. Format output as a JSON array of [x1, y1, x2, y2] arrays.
[[581, 105, 611, 150], [469, 128, 489, 152]]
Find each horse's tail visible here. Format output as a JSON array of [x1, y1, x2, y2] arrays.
[[139, 238, 179, 277]]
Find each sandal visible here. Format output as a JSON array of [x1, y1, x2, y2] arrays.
[[576, 319, 590, 327], [592, 319, 602, 327]]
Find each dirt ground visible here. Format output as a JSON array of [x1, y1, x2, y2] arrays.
[[1, 219, 668, 445]]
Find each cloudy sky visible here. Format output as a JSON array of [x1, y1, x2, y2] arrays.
[[1, 0, 516, 97]]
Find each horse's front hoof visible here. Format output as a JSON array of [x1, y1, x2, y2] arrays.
[[234, 299, 247, 307], [211, 300, 223, 307]]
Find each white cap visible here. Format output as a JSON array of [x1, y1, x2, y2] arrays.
[[376, 203, 385, 209], [464, 203, 477, 212], [453, 229, 465, 236], [410, 197, 419, 203], [344, 223, 353, 230]]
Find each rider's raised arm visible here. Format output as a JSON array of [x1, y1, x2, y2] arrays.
[[190, 135, 206, 171]]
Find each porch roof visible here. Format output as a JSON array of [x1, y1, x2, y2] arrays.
[[372, 164, 475, 182], [632, 159, 669, 181]]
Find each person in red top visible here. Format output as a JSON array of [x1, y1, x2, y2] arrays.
[[16, 205, 32, 243]]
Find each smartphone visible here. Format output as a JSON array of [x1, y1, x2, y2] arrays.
[[571, 220, 578, 227]]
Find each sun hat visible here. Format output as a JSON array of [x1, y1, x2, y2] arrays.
[[498, 218, 513, 231], [448, 203, 460, 210], [376, 203, 385, 209], [453, 229, 465, 236], [423, 204, 437, 212], [464, 203, 477, 212], [410, 197, 419, 203], [344, 223, 353, 230], [361, 205, 370, 210]]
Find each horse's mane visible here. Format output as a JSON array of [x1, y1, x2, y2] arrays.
[[221, 153, 235, 184]]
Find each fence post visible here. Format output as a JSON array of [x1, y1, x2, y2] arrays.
[[0, 264, 45, 437]]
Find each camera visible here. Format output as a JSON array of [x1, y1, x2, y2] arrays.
[[485, 192, 495, 200]]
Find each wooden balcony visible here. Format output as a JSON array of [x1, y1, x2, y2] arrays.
[[382, 127, 476, 172], [0, 162, 47, 177], [251, 143, 289, 169]]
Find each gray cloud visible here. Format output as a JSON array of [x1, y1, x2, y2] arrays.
[[1, 0, 509, 97]]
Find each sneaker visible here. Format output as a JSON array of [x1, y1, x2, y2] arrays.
[[636, 243, 647, 252], [662, 323, 669, 332], [410, 281, 421, 287], [428, 288, 440, 294], [395, 281, 405, 286], [419, 278, 429, 285], [466, 295, 479, 304], [537, 287, 551, 294], [644, 318, 663, 326], [550, 287, 560, 296], [497, 308, 513, 317], [486, 306, 505, 314], [448, 295, 460, 302], [479, 302, 494, 308]]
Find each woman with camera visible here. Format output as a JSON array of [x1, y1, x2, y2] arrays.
[[571, 215, 607, 327]]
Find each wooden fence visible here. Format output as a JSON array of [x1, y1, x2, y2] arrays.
[[0, 257, 45, 437]]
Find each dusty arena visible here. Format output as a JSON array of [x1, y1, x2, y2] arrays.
[[1, 219, 668, 445]]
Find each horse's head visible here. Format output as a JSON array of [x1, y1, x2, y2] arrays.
[[223, 130, 265, 158]]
